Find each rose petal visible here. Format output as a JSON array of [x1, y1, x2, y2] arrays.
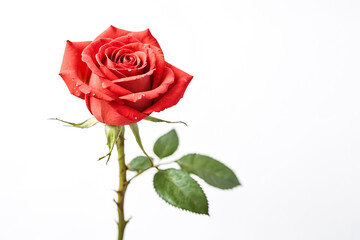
[[111, 35, 140, 46], [109, 101, 148, 122], [95, 43, 128, 80], [87, 74, 131, 102], [147, 45, 165, 89], [125, 98, 153, 112], [96, 41, 151, 79], [133, 51, 147, 67], [77, 83, 115, 102], [101, 78, 133, 96], [105, 48, 132, 66], [81, 38, 112, 78], [95, 26, 162, 50], [99, 64, 126, 80], [103, 49, 147, 77], [85, 96, 147, 125], [98, 41, 126, 64], [59, 40, 92, 99], [120, 66, 175, 102], [112, 69, 155, 93], [59, 42, 117, 102], [143, 62, 193, 114], [108, 43, 156, 78]]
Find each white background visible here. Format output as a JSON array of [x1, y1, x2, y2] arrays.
[[1, 0, 360, 239]]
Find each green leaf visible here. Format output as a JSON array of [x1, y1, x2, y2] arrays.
[[129, 123, 153, 165], [49, 117, 98, 128], [176, 154, 240, 189], [145, 116, 188, 126], [128, 156, 152, 171], [153, 168, 208, 215], [153, 129, 179, 159], [98, 125, 124, 163]]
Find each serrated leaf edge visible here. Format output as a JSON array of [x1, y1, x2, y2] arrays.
[[153, 129, 179, 159], [153, 170, 209, 215], [176, 153, 241, 190], [127, 156, 152, 172]]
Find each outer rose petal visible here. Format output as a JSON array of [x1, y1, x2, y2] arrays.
[[60, 41, 118, 103], [95, 26, 162, 50], [59, 40, 91, 99], [87, 73, 129, 104], [93, 75, 133, 97], [81, 38, 113, 78], [148, 45, 165, 89], [143, 62, 193, 114], [120, 66, 175, 102], [86, 96, 147, 125]]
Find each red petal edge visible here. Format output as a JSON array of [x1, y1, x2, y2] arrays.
[[86, 96, 147, 125], [59, 40, 91, 99], [95, 26, 162, 50], [143, 62, 193, 114]]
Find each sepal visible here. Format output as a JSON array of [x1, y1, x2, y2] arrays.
[[98, 125, 124, 163], [50, 117, 98, 128], [144, 116, 187, 126]]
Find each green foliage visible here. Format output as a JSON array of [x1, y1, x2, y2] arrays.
[[153, 129, 179, 159], [98, 125, 124, 163], [177, 154, 240, 189], [153, 168, 209, 215], [144, 116, 187, 126], [50, 117, 98, 128], [128, 156, 151, 171], [105, 125, 123, 150], [129, 124, 152, 165]]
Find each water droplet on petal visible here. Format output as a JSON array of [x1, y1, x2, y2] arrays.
[[101, 82, 109, 88], [134, 117, 138, 120], [75, 82, 80, 87]]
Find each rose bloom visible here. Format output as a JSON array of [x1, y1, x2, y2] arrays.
[[59, 26, 192, 125]]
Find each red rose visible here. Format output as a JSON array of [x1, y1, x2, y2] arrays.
[[59, 26, 193, 125]]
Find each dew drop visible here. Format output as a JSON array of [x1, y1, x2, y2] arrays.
[[134, 117, 138, 120], [101, 82, 109, 88]]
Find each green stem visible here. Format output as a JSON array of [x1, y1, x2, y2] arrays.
[[128, 161, 174, 184], [116, 127, 127, 240]]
